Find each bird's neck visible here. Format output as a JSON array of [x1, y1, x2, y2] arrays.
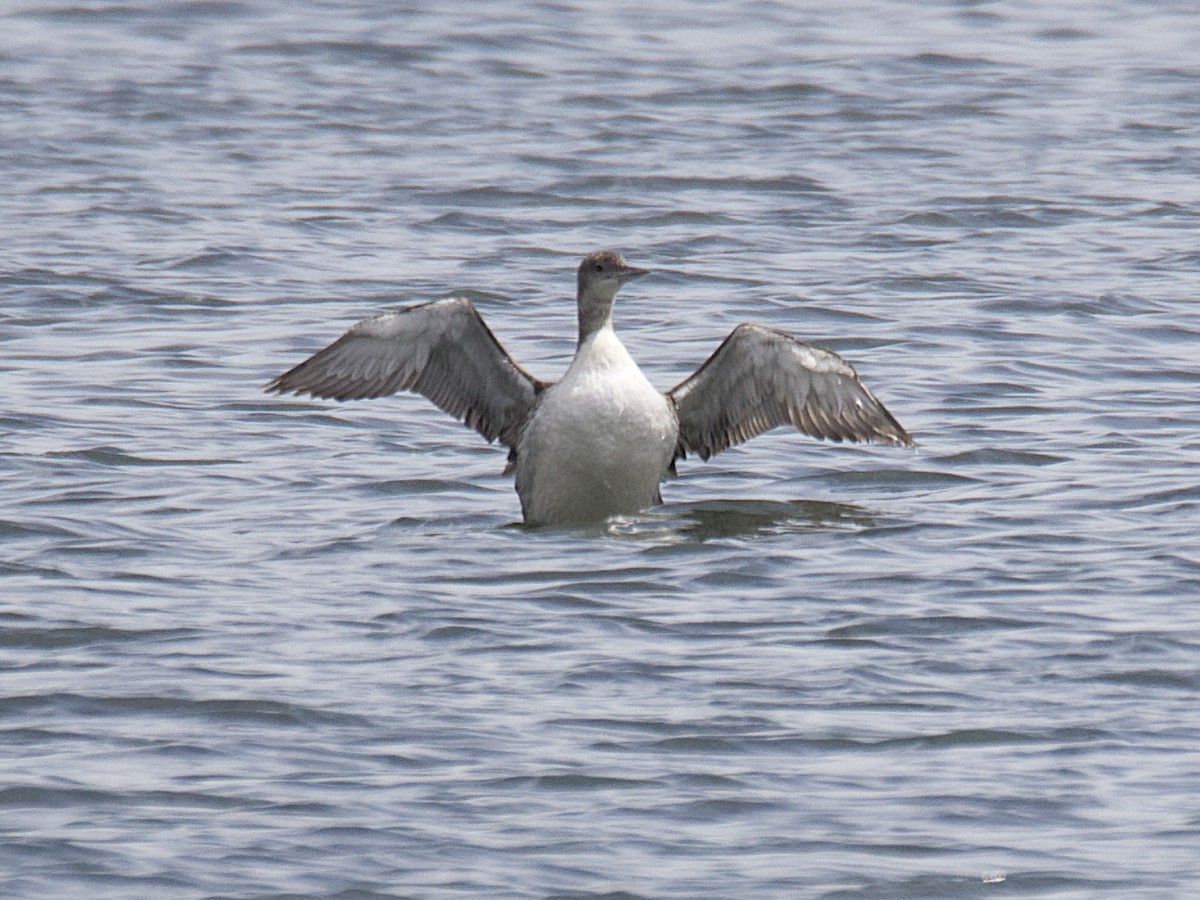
[[576, 290, 616, 346]]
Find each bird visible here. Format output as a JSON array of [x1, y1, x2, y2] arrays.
[[266, 250, 913, 526]]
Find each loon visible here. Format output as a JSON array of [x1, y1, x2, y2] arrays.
[[267, 250, 913, 525]]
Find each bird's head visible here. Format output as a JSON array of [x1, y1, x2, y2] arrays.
[[576, 250, 649, 302]]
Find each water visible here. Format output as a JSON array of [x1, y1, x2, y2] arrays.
[[2, 1, 1198, 896]]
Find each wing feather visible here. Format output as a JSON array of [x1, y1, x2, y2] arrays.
[[669, 323, 913, 460], [266, 297, 545, 447]]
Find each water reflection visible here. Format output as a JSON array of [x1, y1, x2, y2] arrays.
[[605, 497, 879, 541]]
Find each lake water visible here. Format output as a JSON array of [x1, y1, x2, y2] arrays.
[[2, 1, 1198, 897]]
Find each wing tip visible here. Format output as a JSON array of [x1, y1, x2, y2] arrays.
[[876, 429, 917, 448], [263, 373, 346, 401], [263, 375, 293, 396], [264, 370, 307, 397], [847, 416, 915, 448], [873, 407, 916, 448]]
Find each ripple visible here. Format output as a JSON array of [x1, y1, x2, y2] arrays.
[[937, 448, 1067, 466], [907, 52, 1008, 70], [41, 447, 233, 467], [0, 693, 370, 728], [236, 39, 437, 64], [826, 615, 1038, 639], [0, 625, 193, 650], [0, 784, 249, 811]]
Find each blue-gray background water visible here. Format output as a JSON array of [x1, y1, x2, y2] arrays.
[[2, 1, 1197, 897]]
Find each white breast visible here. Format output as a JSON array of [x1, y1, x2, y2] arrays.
[[514, 329, 678, 525]]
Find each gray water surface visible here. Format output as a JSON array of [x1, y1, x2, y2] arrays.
[[3, 1, 1199, 897]]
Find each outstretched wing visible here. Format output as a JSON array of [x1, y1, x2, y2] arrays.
[[669, 323, 913, 460], [266, 297, 547, 447]]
